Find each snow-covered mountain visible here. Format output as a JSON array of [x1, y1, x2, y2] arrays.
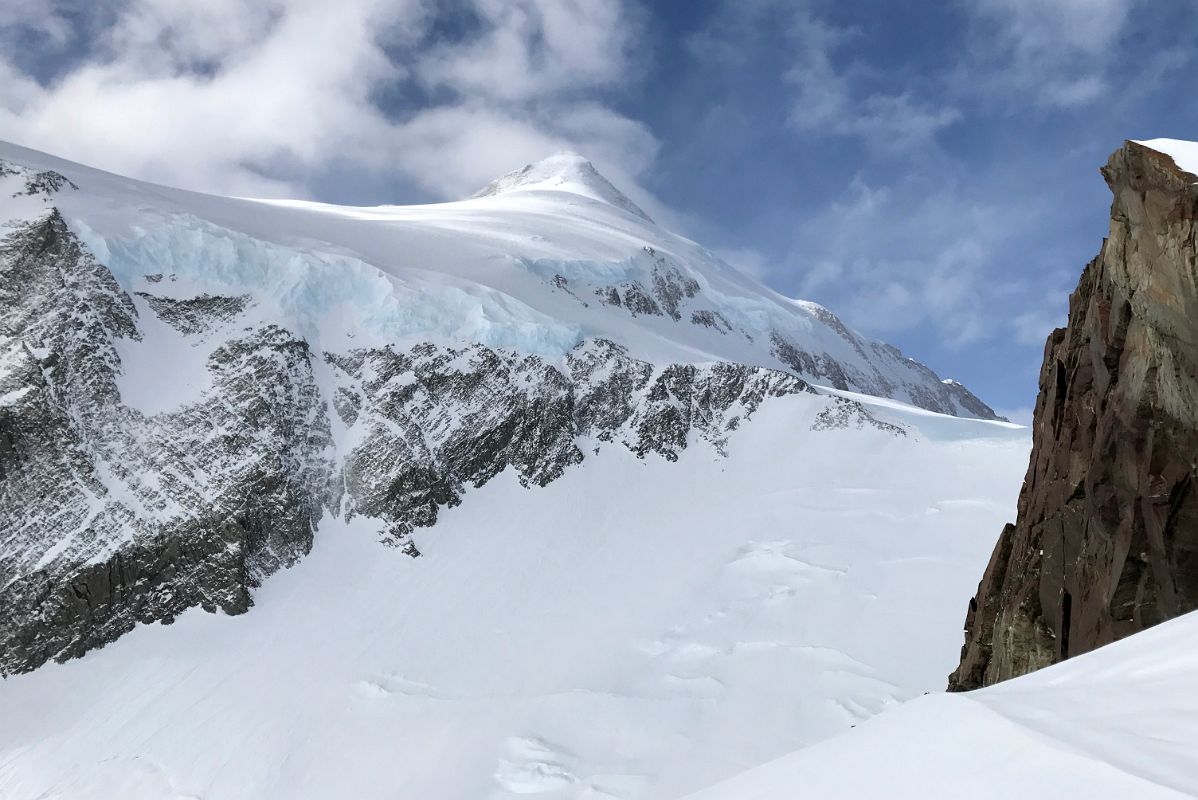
[[1, 143, 1000, 418], [0, 142, 1004, 673], [0, 140, 1028, 798], [472, 151, 656, 223]]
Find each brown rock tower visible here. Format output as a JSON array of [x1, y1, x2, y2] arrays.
[[950, 140, 1198, 690]]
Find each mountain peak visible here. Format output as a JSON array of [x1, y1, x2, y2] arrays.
[[472, 152, 653, 222]]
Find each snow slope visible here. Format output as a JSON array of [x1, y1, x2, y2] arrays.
[[0, 396, 1028, 800], [684, 610, 1198, 800], [0, 140, 999, 419]]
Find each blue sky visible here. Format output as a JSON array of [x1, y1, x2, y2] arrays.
[[2, 0, 1196, 419]]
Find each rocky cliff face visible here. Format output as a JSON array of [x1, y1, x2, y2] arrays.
[[949, 141, 1198, 690], [0, 211, 337, 673]]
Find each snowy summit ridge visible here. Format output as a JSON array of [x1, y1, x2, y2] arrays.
[[471, 151, 654, 222]]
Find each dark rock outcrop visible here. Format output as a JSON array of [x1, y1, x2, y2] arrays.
[[525, 246, 1002, 421], [0, 214, 335, 674], [949, 140, 1198, 690], [571, 249, 698, 321], [326, 338, 809, 550], [0, 157, 78, 198], [136, 292, 253, 335]]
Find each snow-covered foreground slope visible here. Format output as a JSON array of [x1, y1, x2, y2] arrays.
[[0, 399, 1027, 800], [684, 609, 1198, 800]]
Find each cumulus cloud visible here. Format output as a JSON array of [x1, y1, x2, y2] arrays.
[[382, 102, 659, 205], [681, 0, 1114, 370], [0, 0, 76, 48], [1009, 301, 1071, 347], [0, 0, 655, 201], [417, 0, 635, 101], [683, 0, 961, 153]]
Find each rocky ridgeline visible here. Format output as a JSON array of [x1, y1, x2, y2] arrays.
[[772, 305, 1001, 421], [543, 245, 1002, 422], [0, 158, 78, 198], [950, 141, 1198, 690], [328, 338, 810, 551], [0, 201, 907, 674]]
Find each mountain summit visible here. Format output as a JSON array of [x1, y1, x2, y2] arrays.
[[472, 152, 654, 222]]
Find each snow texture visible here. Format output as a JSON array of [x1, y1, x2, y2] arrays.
[[472, 151, 654, 222]]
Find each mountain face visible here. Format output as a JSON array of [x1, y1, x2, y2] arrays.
[[949, 140, 1198, 690], [0, 143, 1001, 676]]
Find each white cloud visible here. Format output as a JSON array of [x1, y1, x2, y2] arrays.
[[789, 175, 1048, 350], [794, 258, 842, 296], [0, 0, 76, 47], [1010, 308, 1064, 346], [103, 0, 286, 71], [417, 0, 634, 101], [0, 0, 655, 202], [965, 0, 1138, 107], [0, 57, 42, 113], [977, 0, 1133, 57], [2, 0, 413, 195], [785, 9, 960, 151], [385, 102, 657, 201]]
